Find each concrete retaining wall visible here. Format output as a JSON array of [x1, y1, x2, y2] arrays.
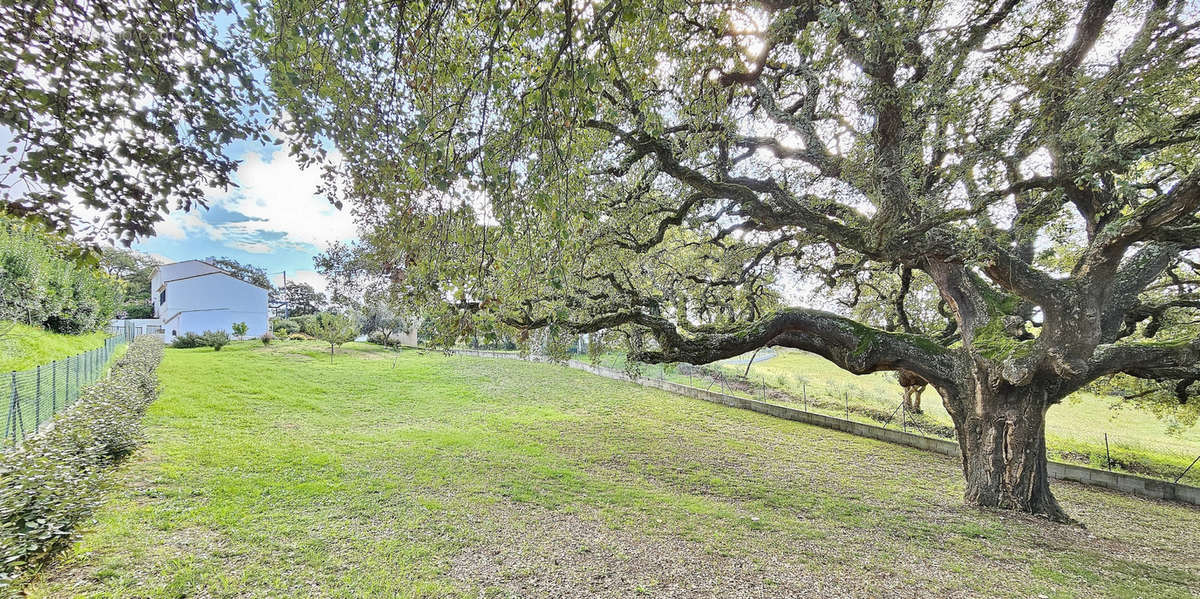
[[450, 349, 1200, 506]]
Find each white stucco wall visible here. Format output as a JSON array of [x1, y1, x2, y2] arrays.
[[161, 309, 267, 338], [156, 269, 269, 339], [163, 273, 264, 315], [152, 261, 222, 318]]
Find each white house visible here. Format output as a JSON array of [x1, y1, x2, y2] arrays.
[[111, 260, 269, 341]]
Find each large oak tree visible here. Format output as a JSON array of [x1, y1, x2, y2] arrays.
[[257, 0, 1200, 521]]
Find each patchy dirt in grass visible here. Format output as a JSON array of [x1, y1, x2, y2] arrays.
[[446, 498, 1090, 599], [449, 502, 858, 598], [23, 350, 1200, 598]]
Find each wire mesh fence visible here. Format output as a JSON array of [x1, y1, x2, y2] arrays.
[[3, 333, 127, 446]]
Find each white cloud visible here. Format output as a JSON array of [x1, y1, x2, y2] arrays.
[[154, 216, 186, 240], [270, 269, 328, 295], [230, 241, 273, 254], [210, 148, 355, 250], [151, 147, 356, 253], [154, 210, 221, 241]]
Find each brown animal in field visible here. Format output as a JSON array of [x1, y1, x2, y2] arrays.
[[898, 369, 928, 413]]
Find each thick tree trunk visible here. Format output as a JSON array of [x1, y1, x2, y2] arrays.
[[947, 382, 1072, 523]]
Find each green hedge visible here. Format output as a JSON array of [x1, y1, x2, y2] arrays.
[[170, 330, 230, 350], [0, 335, 163, 588]]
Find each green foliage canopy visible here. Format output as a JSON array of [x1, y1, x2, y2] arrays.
[[0, 0, 270, 244], [205, 256, 273, 290], [257, 0, 1200, 517], [269, 281, 326, 317], [100, 248, 160, 319], [257, 0, 1200, 414]]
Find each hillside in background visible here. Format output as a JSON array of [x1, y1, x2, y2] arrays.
[[0, 321, 111, 372]]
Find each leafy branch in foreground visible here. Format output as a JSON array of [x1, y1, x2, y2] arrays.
[[0, 0, 270, 245]]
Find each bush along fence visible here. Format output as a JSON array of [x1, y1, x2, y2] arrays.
[[449, 348, 1200, 507], [0, 335, 163, 588], [3, 334, 127, 446]]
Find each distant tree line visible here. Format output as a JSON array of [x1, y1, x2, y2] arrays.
[[99, 248, 159, 319]]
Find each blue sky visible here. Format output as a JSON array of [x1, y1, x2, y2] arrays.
[[131, 141, 356, 292], [0, 5, 356, 293]]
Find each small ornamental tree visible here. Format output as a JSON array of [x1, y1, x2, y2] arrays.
[[311, 312, 357, 363], [232, 321, 248, 340], [261, 1, 1200, 522]]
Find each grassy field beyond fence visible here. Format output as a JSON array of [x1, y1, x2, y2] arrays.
[[588, 347, 1200, 486]]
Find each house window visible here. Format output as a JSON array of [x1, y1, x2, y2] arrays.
[[160, 290, 166, 304]]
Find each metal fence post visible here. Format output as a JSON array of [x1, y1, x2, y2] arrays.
[[0, 335, 132, 445], [9, 372, 21, 442], [35, 365, 41, 428], [5, 372, 14, 442]]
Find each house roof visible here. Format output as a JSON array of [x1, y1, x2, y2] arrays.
[[160, 270, 271, 291], [151, 259, 217, 275], [153, 260, 271, 291]]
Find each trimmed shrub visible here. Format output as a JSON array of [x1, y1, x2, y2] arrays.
[[0, 336, 163, 587], [260, 331, 273, 345], [170, 331, 230, 350], [201, 330, 229, 351], [271, 314, 319, 336], [271, 317, 298, 335], [287, 332, 313, 340], [170, 332, 207, 349]]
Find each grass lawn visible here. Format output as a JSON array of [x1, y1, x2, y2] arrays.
[[26, 340, 1200, 598], [0, 322, 113, 372]]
